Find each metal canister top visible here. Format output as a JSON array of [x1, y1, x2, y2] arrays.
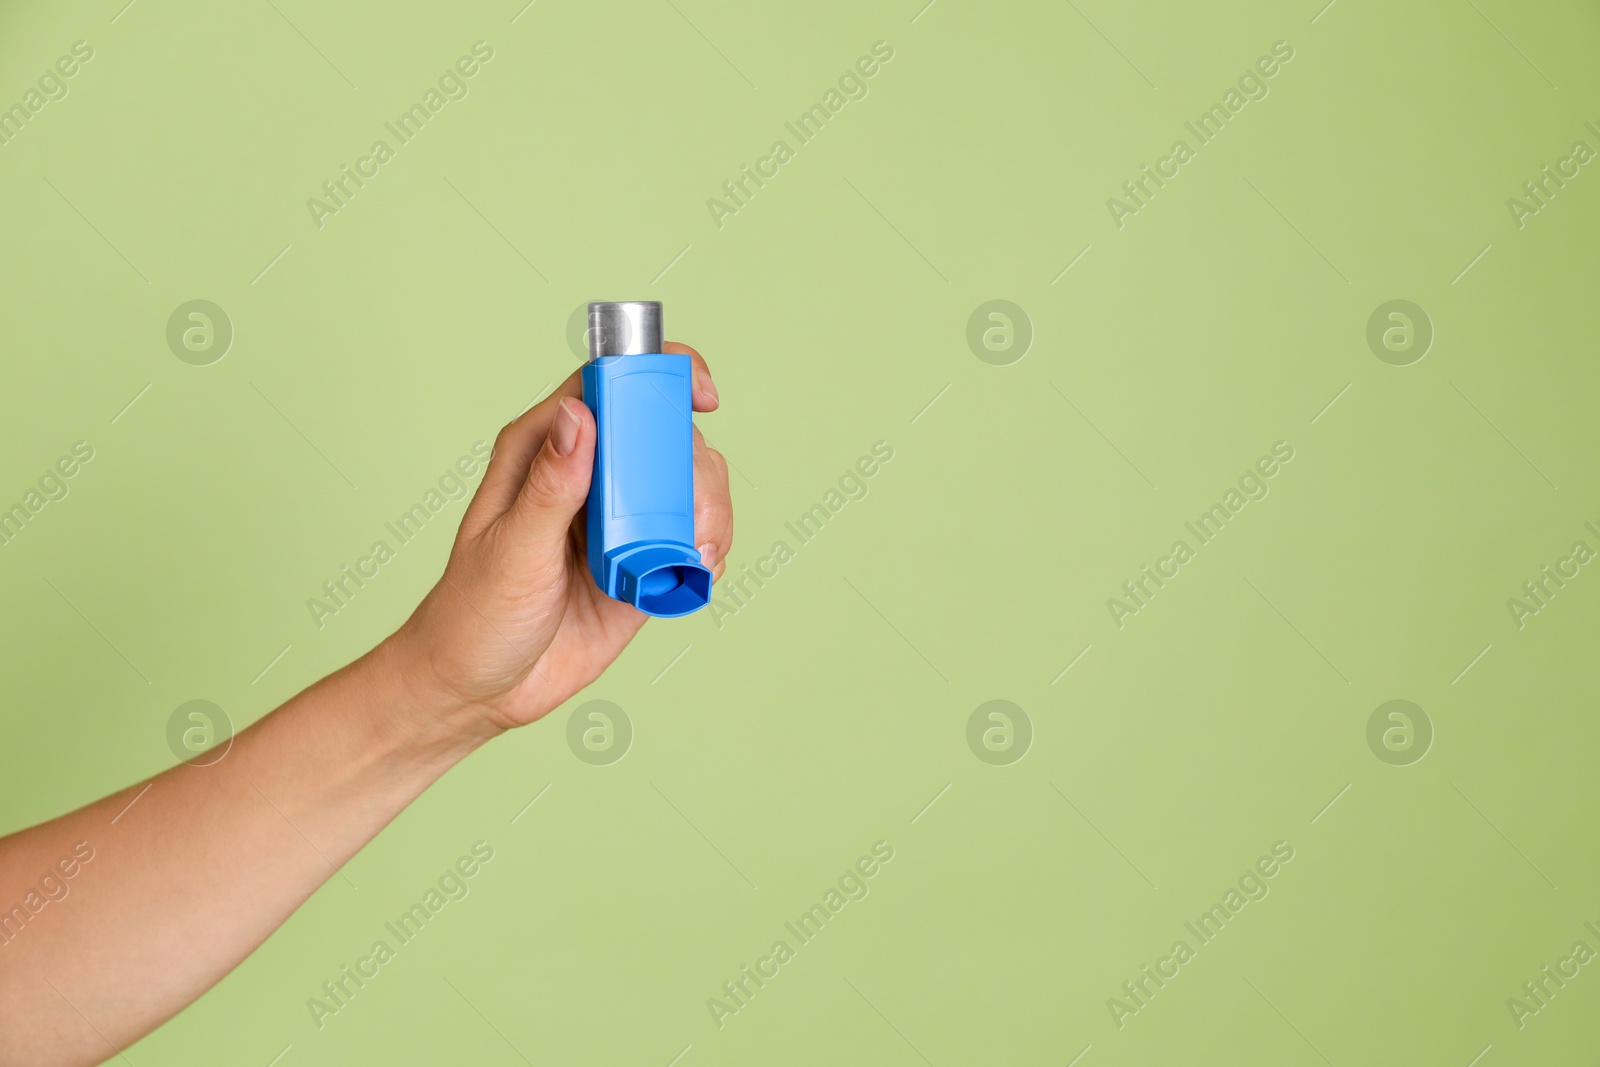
[[587, 301, 663, 359]]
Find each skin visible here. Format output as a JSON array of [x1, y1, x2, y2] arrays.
[[0, 344, 732, 1067]]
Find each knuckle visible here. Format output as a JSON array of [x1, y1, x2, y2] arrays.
[[520, 458, 566, 510], [492, 422, 517, 454]]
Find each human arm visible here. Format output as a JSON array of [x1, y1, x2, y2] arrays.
[[0, 345, 731, 1066]]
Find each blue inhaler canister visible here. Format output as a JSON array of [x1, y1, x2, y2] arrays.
[[580, 301, 712, 618]]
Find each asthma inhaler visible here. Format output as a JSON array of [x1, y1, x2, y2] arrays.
[[580, 301, 712, 618]]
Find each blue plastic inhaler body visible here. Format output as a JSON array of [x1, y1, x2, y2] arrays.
[[580, 301, 712, 618]]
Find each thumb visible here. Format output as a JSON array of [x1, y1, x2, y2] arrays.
[[503, 396, 593, 559]]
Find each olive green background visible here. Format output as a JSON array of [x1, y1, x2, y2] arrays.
[[3, 0, 1600, 1063]]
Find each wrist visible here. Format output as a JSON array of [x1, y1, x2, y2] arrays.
[[233, 630, 501, 841], [354, 628, 505, 769]]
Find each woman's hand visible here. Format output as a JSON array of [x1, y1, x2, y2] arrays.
[[392, 342, 732, 735]]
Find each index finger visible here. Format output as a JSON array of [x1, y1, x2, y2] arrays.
[[664, 341, 719, 412]]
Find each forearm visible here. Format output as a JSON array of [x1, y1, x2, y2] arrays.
[[0, 633, 490, 1067]]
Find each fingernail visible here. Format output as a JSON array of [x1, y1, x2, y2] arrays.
[[697, 371, 719, 406], [552, 397, 580, 457], [698, 542, 718, 568]]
